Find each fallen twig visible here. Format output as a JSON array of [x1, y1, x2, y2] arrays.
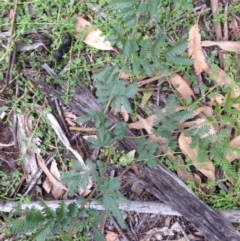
[[0, 5, 17, 93], [36, 154, 68, 191], [22, 154, 55, 196], [0, 199, 240, 224]]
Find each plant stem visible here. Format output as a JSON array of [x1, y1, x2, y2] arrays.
[[68, 146, 113, 237]]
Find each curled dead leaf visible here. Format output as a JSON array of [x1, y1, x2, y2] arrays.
[[204, 66, 240, 97], [169, 74, 194, 100], [207, 94, 225, 106], [106, 231, 119, 241], [75, 16, 115, 51], [202, 40, 240, 53], [178, 132, 215, 185], [176, 155, 195, 183], [128, 114, 157, 134], [121, 105, 129, 122], [188, 22, 209, 74], [119, 71, 130, 80], [140, 86, 154, 108], [226, 135, 240, 162]]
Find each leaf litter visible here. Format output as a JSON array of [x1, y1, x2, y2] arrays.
[[2, 1, 240, 240]]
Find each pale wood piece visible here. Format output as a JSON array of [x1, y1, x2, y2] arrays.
[[1, 199, 240, 224], [129, 165, 240, 241]]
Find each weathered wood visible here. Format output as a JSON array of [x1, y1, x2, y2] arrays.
[[1, 199, 240, 223], [129, 164, 240, 241], [0, 200, 179, 216], [23, 72, 137, 151], [23, 71, 240, 241]]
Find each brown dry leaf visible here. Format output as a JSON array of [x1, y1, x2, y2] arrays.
[[176, 156, 195, 183], [140, 227, 174, 241], [128, 114, 167, 152], [128, 114, 157, 134], [75, 16, 91, 30], [225, 135, 240, 162], [50, 159, 65, 199], [43, 159, 65, 199], [110, 105, 129, 122], [119, 71, 130, 80], [36, 154, 68, 193], [210, 0, 222, 41], [230, 17, 239, 32], [230, 17, 239, 40], [65, 117, 76, 126], [75, 16, 115, 51], [120, 105, 129, 122], [178, 132, 215, 184], [180, 106, 214, 129], [192, 106, 213, 117], [106, 231, 119, 241], [42, 178, 52, 193], [131, 181, 143, 195], [201, 41, 240, 53], [224, 135, 240, 184], [204, 66, 240, 98], [193, 173, 202, 187], [181, 118, 210, 129], [169, 74, 194, 100], [128, 105, 186, 132], [140, 86, 154, 107], [207, 94, 225, 106], [188, 22, 209, 74]]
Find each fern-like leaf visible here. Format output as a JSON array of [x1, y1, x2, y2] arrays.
[[166, 56, 193, 65], [10, 208, 44, 234], [92, 225, 106, 241], [31, 221, 54, 241], [166, 40, 188, 57], [110, 0, 135, 9]]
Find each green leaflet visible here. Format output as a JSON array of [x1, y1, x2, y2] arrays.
[[94, 65, 138, 113]]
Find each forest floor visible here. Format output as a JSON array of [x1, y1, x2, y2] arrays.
[[1, 0, 240, 240]]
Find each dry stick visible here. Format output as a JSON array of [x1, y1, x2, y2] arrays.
[[0, 141, 14, 147], [1, 199, 240, 223], [210, 0, 225, 69], [223, 3, 229, 41], [54, 99, 71, 137], [110, 218, 129, 241], [0, 5, 17, 93], [13, 70, 20, 148], [138, 87, 162, 91], [36, 154, 68, 191], [69, 126, 97, 132], [22, 154, 56, 196], [137, 72, 179, 87]]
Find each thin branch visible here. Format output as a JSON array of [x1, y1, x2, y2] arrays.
[[0, 199, 239, 223]]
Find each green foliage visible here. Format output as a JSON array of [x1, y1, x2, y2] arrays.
[[136, 138, 158, 167], [113, 122, 127, 140], [107, 0, 193, 77], [0, 170, 23, 200], [77, 109, 111, 131], [8, 200, 97, 240], [61, 161, 91, 197], [185, 125, 237, 178], [153, 95, 193, 149], [94, 65, 138, 113], [87, 160, 127, 228], [120, 37, 192, 77]]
